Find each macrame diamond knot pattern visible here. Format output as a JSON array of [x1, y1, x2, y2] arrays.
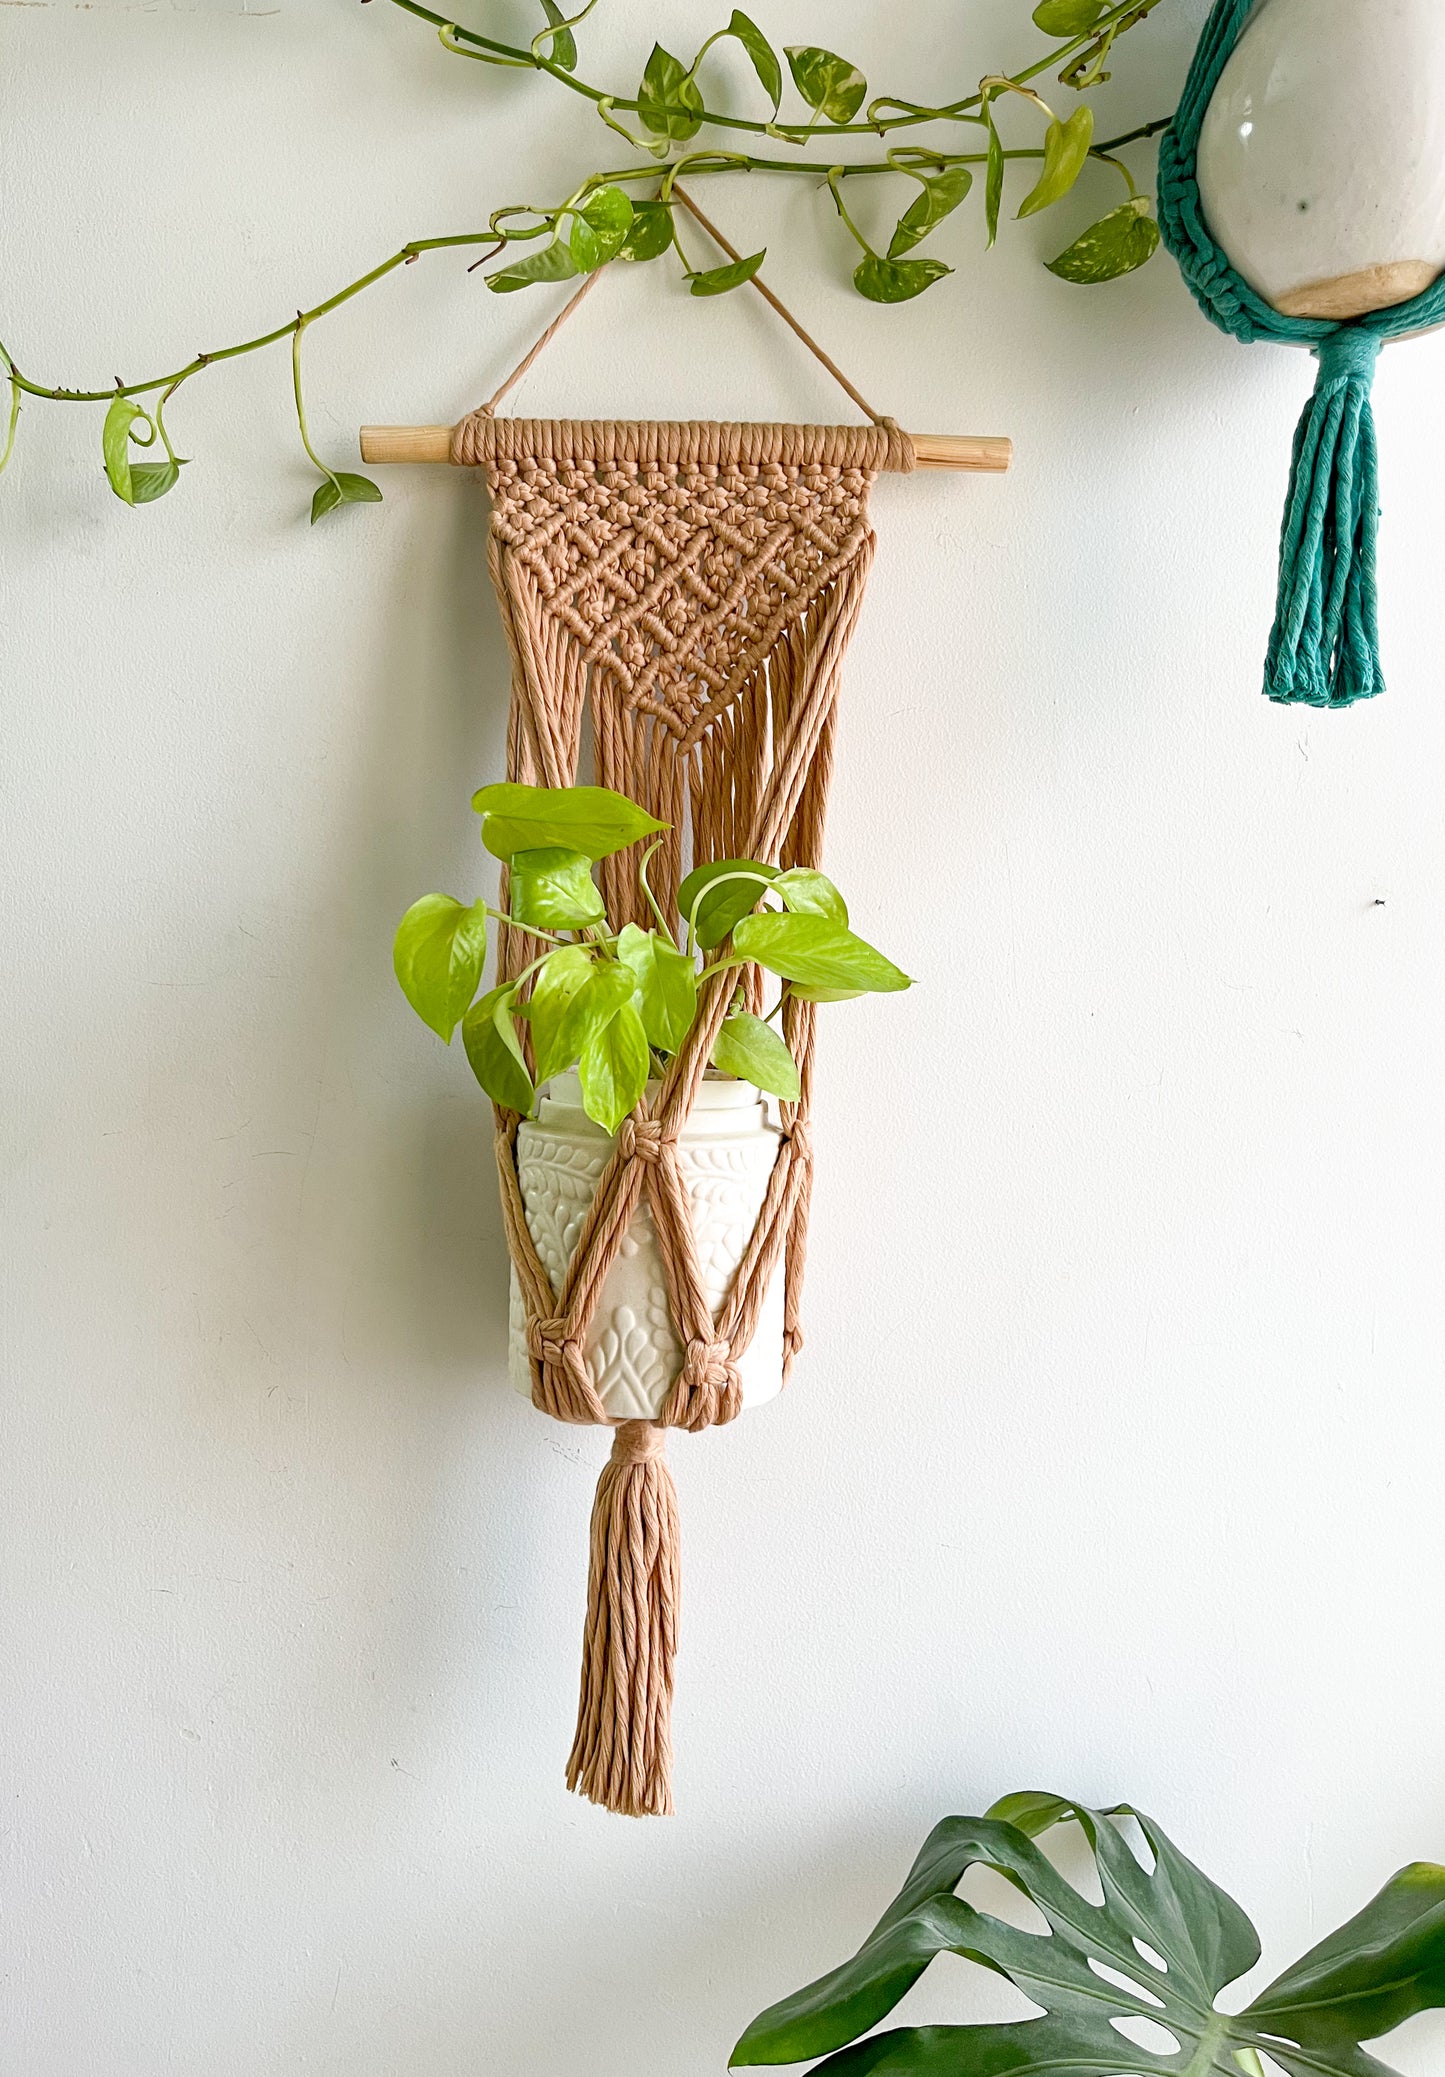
[[486, 455, 875, 731]]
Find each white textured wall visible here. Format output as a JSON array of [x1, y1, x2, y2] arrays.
[[3, 3, 1444, 2072]]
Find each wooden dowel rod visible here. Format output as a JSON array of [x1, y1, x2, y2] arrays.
[[358, 425, 1012, 474]]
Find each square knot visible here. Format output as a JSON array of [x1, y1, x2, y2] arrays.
[[617, 1117, 664, 1163], [682, 1338, 740, 1393], [527, 1315, 578, 1368]]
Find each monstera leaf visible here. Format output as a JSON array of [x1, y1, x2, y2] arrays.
[[733, 1793, 1445, 2077]]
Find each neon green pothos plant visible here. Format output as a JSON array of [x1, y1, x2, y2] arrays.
[[733, 1791, 1445, 2077], [393, 781, 910, 1131]]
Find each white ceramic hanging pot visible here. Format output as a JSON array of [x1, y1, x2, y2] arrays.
[[1197, 0, 1445, 319], [506, 1072, 786, 1421]]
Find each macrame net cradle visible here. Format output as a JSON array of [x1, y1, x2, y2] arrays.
[[456, 243, 913, 1815]]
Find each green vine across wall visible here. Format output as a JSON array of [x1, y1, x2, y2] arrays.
[[0, 0, 1171, 520]]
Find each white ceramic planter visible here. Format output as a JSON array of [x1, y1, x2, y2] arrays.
[[1198, 0, 1445, 319], [507, 1072, 786, 1421]]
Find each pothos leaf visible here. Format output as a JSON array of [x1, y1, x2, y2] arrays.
[[1017, 104, 1095, 217], [620, 199, 675, 263], [538, 0, 577, 69], [785, 45, 867, 124], [128, 457, 186, 505], [985, 113, 1005, 247], [711, 1010, 800, 1101], [888, 167, 973, 258], [732, 1795, 1445, 2077], [578, 998, 650, 1131], [462, 983, 535, 1114], [723, 9, 782, 116], [102, 395, 149, 504], [1032, 0, 1106, 31], [731, 912, 911, 994], [774, 867, 847, 926], [104, 395, 184, 506], [310, 472, 383, 524], [616, 923, 698, 1054], [508, 847, 606, 931], [1046, 196, 1160, 283], [486, 238, 580, 294], [637, 43, 704, 140], [528, 949, 633, 1087], [568, 184, 633, 271], [853, 253, 951, 304], [690, 249, 766, 296], [393, 893, 488, 1042], [678, 858, 777, 950], [473, 781, 667, 864]]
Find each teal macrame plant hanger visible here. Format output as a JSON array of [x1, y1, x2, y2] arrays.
[[1158, 0, 1444, 709]]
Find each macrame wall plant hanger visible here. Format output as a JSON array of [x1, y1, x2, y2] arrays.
[[367, 194, 1010, 1816]]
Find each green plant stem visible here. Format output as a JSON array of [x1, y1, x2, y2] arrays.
[[490, 903, 570, 943], [0, 373, 21, 476], [0, 232, 498, 406], [391, 0, 1161, 142], [0, 34, 1167, 421]]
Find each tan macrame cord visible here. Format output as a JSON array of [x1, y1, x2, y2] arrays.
[[465, 217, 908, 1815]]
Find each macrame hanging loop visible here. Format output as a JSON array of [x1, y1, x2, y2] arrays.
[[1159, 0, 1445, 709], [469, 204, 898, 1815]]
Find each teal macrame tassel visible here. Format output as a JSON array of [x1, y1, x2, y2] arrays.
[[1265, 328, 1383, 709], [1157, 0, 1445, 711]]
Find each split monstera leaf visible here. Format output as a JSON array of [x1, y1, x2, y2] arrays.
[[733, 1792, 1445, 2077], [393, 781, 910, 1133]]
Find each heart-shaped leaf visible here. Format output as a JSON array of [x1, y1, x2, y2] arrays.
[[678, 858, 778, 949], [786, 45, 867, 124], [1046, 196, 1160, 283], [854, 253, 951, 304], [711, 1010, 800, 1101], [774, 867, 847, 926], [620, 199, 675, 263], [310, 471, 383, 525], [529, 947, 633, 1086], [733, 1794, 1445, 2077], [569, 184, 634, 271], [393, 893, 489, 1042], [1017, 105, 1095, 218], [691, 250, 766, 296], [473, 782, 667, 863], [509, 847, 606, 931], [637, 43, 704, 139], [888, 168, 973, 258], [128, 457, 186, 504], [617, 923, 698, 1054], [578, 998, 650, 1131], [462, 983, 534, 1113], [732, 912, 911, 994]]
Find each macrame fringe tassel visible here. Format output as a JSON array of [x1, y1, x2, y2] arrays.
[[1265, 329, 1384, 709], [566, 1421, 680, 1818]]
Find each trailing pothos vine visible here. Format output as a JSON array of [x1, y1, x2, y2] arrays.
[[0, 0, 1170, 522]]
